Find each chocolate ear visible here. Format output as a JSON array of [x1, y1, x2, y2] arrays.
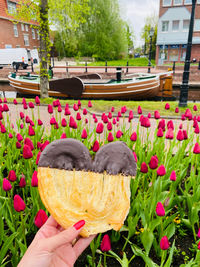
[[93, 141, 137, 176], [38, 138, 92, 171]]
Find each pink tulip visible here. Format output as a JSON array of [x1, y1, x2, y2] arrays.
[[24, 138, 34, 150], [28, 102, 34, 108], [3, 178, 12, 191], [81, 129, 87, 139], [165, 103, 170, 110], [60, 133, 67, 139], [193, 143, 200, 154], [92, 140, 100, 152], [107, 122, 112, 131], [170, 170, 176, 181], [176, 130, 184, 141], [160, 236, 170, 250], [108, 112, 112, 119], [34, 209, 48, 228], [156, 202, 165, 216], [48, 104, 53, 114], [76, 112, 81, 121], [158, 119, 165, 131], [35, 96, 40, 105], [116, 130, 123, 138], [130, 132, 137, 141], [61, 118, 67, 127], [107, 132, 114, 142], [13, 195, 26, 212], [36, 151, 41, 165], [175, 107, 179, 113], [100, 234, 111, 252], [31, 171, 38, 187], [23, 145, 33, 159], [193, 105, 198, 111], [19, 177, 26, 188], [157, 165, 166, 176], [40, 140, 50, 152], [157, 128, 163, 137], [96, 123, 104, 134], [16, 141, 21, 149], [64, 108, 71, 116], [1, 124, 6, 133], [8, 170, 17, 182], [183, 130, 188, 140], [83, 108, 87, 115], [111, 107, 115, 112], [3, 104, 9, 112], [140, 162, 148, 173], [149, 155, 158, 169], [167, 120, 174, 130], [166, 128, 174, 140], [137, 105, 142, 114], [88, 100, 92, 108], [197, 229, 200, 239], [28, 126, 35, 136]]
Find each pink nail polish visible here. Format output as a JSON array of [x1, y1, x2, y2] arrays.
[[73, 220, 85, 230]]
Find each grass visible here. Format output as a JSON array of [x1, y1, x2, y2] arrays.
[[7, 98, 200, 116], [77, 58, 156, 67]]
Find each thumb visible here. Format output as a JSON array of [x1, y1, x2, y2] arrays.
[[46, 220, 85, 252]]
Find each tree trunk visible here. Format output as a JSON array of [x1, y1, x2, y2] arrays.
[[39, 0, 49, 98]]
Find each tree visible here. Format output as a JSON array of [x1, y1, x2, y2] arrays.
[[141, 14, 158, 59], [13, 0, 90, 98]]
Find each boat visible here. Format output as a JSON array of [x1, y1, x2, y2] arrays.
[[8, 70, 173, 100]]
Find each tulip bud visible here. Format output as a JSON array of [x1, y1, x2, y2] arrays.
[[100, 234, 111, 252], [156, 202, 165, 216], [96, 123, 104, 134], [3, 178, 12, 191], [107, 132, 114, 142], [108, 112, 112, 119], [64, 108, 71, 116], [8, 133, 13, 138], [31, 171, 38, 187], [116, 130, 123, 138], [130, 132, 137, 141], [13, 99, 18, 105], [38, 119, 43, 126], [77, 100, 81, 107], [157, 165, 166, 176], [76, 112, 81, 121], [157, 128, 163, 137], [193, 105, 197, 111], [23, 145, 33, 159], [166, 128, 174, 140], [81, 129, 87, 139], [160, 236, 170, 250], [149, 155, 158, 169], [3, 104, 9, 112], [176, 130, 184, 141], [137, 105, 142, 114], [88, 100, 92, 108], [35, 96, 40, 105], [19, 177, 26, 188], [111, 106, 115, 112], [16, 141, 21, 149], [61, 118, 67, 127], [8, 170, 17, 182], [73, 103, 78, 111], [28, 102, 34, 109], [48, 104, 53, 114], [28, 126, 35, 136], [107, 122, 112, 131], [165, 103, 170, 110], [57, 105, 62, 113], [83, 108, 87, 115], [34, 209, 48, 228], [140, 162, 148, 173], [1, 124, 6, 133], [13, 195, 26, 212], [92, 140, 100, 152], [175, 107, 179, 113], [154, 110, 160, 119], [170, 170, 176, 181], [193, 143, 200, 154], [50, 117, 56, 125]]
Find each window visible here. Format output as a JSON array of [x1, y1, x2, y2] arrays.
[[163, 0, 172, 6], [25, 24, 29, 32], [184, 0, 192, 4], [169, 45, 179, 61], [32, 28, 35, 39], [21, 24, 24, 31], [183, 20, 190, 30], [197, 0, 200, 3], [24, 34, 29, 46], [7, 1, 16, 14], [174, 0, 182, 5], [13, 24, 18, 37], [16, 45, 20, 48], [194, 19, 200, 31], [5, 44, 12, 48], [37, 30, 40, 40], [181, 45, 187, 60], [172, 20, 180, 31], [162, 21, 169, 32]]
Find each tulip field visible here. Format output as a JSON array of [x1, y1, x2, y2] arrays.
[[0, 97, 200, 267]]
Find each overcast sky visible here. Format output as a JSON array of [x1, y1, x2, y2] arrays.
[[118, 0, 159, 47]]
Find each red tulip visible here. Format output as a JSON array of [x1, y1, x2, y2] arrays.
[[48, 104, 53, 114], [60, 133, 67, 139], [116, 130, 123, 138], [156, 202, 165, 216], [166, 128, 174, 140], [1, 124, 6, 133], [8, 133, 13, 138], [23, 103, 28, 109], [160, 236, 170, 250], [137, 105, 142, 114], [117, 111, 122, 118], [0, 111, 3, 120], [108, 112, 112, 119], [76, 112, 81, 121], [73, 103, 78, 111], [179, 123, 182, 129], [13, 195, 26, 212], [96, 123, 104, 134], [194, 124, 200, 134], [81, 129, 87, 139], [107, 122, 112, 131], [100, 234, 111, 252], [197, 229, 200, 239], [149, 155, 158, 169], [57, 105, 62, 113], [157, 165, 166, 176], [24, 137, 34, 150], [193, 105, 197, 111], [158, 119, 165, 131], [165, 103, 170, 110], [185, 109, 192, 119], [16, 141, 21, 149], [147, 112, 151, 118], [92, 140, 100, 152], [103, 115, 108, 124], [94, 117, 98, 123], [16, 133, 23, 142], [61, 118, 67, 127], [22, 98, 26, 105], [170, 170, 176, 181], [77, 100, 81, 107], [85, 118, 88, 124], [193, 143, 200, 154], [64, 108, 71, 116], [40, 140, 50, 151], [69, 116, 77, 129], [140, 162, 148, 173], [3, 97, 7, 103], [13, 99, 18, 105], [19, 177, 26, 188], [3, 178, 12, 191], [130, 132, 137, 141], [141, 117, 151, 128], [3, 104, 9, 112], [107, 132, 114, 142], [181, 114, 185, 121], [53, 99, 60, 107], [50, 117, 56, 125], [111, 107, 115, 112], [112, 118, 116, 125], [35, 96, 40, 105], [23, 145, 33, 159], [88, 100, 92, 108], [28, 126, 35, 136], [154, 110, 160, 119], [176, 130, 184, 141], [28, 102, 34, 108], [8, 170, 17, 182], [175, 107, 179, 113], [157, 128, 163, 137], [167, 120, 174, 130], [34, 209, 48, 228], [31, 171, 38, 187], [83, 108, 87, 115]]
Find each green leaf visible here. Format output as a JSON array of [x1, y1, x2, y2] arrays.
[[164, 240, 175, 267], [140, 229, 154, 255], [164, 223, 175, 239], [0, 211, 4, 246], [0, 232, 18, 265], [131, 244, 158, 267]]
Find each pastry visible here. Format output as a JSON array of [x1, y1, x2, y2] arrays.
[[38, 138, 136, 237]]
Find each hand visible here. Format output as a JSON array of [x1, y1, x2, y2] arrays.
[[18, 216, 96, 267]]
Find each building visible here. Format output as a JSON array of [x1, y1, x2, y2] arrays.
[[0, 0, 40, 49], [156, 0, 200, 65]]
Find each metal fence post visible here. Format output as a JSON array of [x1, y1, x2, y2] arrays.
[[85, 62, 87, 73], [173, 61, 176, 74], [66, 62, 68, 73], [126, 61, 129, 73], [105, 61, 107, 73]]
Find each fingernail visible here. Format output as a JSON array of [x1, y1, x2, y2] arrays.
[[73, 220, 85, 230]]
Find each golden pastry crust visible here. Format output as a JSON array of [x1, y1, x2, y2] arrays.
[[38, 167, 133, 237]]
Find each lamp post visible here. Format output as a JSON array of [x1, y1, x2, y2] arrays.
[[148, 27, 154, 73], [179, 0, 196, 107]]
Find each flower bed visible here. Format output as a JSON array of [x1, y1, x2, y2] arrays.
[[0, 98, 200, 266]]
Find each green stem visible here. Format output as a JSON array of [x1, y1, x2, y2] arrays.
[[104, 252, 107, 267], [21, 212, 27, 248]]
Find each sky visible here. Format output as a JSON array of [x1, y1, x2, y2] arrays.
[[118, 0, 159, 47]]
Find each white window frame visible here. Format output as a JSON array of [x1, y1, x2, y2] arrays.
[[7, 1, 16, 14], [163, 0, 172, 6], [197, 0, 200, 4], [194, 19, 200, 32], [24, 34, 29, 46], [13, 24, 18, 37], [184, 0, 192, 4], [172, 20, 180, 31], [162, 21, 169, 32], [183, 19, 190, 31], [174, 0, 183, 5], [21, 24, 24, 31], [32, 28, 35, 39], [37, 30, 40, 40], [25, 24, 29, 32]]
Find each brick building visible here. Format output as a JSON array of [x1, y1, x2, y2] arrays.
[[156, 0, 200, 65], [0, 0, 39, 49]]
